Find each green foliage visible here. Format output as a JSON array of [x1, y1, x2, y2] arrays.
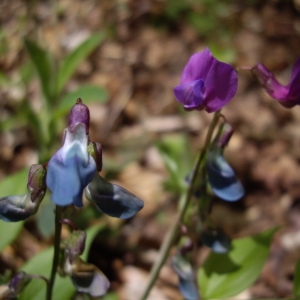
[[156, 134, 193, 195], [20, 223, 105, 300], [198, 228, 277, 299], [24, 39, 56, 104], [56, 32, 105, 94]]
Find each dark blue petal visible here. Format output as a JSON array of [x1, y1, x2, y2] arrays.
[[0, 194, 40, 222], [179, 277, 200, 300], [172, 255, 200, 300], [201, 228, 231, 254], [206, 154, 244, 202], [85, 174, 144, 219]]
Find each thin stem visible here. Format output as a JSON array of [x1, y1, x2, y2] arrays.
[[140, 111, 221, 300], [46, 205, 62, 300]]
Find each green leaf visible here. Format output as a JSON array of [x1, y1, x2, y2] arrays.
[[0, 170, 28, 251], [56, 32, 105, 94], [19, 223, 105, 300], [199, 228, 277, 299], [0, 169, 28, 197], [294, 259, 300, 297], [53, 84, 108, 120], [24, 39, 55, 103], [0, 221, 23, 252]]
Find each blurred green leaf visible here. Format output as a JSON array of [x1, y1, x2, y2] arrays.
[[199, 228, 277, 299], [0, 169, 28, 197], [294, 259, 300, 297], [56, 32, 105, 94], [0, 221, 23, 252], [156, 134, 193, 194], [54, 84, 108, 119], [24, 38, 55, 104], [20, 223, 105, 300], [0, 170, 28, 251], [36, 193, 55, 238]]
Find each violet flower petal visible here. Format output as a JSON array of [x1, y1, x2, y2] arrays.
[[174, 47, 238, 112], [206, 154, 244, 202], [287, 58, 300, 100], [204, 59, 238, 112], [180, 48, 214, 84], [174, 79, 205, 110]]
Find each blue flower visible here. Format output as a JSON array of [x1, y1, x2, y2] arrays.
[[46, 123, 96, 207]]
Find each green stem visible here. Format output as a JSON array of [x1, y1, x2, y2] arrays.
[[139, 111, 221, 300], [46, 205, 62, 300]]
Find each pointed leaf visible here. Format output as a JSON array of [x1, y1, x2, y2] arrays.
[[198, 228, 277, 299], [24, 39, 55, 103], [56, 33, 105, 94]]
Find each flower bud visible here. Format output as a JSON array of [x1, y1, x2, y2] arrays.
[[65, 230, 86, 263], [27, 164, 47, 202], [201, 227, 231, 253], [68, 98, 90, 134], [0, 165, 47, 222]]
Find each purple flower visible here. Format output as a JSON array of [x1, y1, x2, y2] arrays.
[[252, 60, 300, 108], [174, 48, 238, 112]]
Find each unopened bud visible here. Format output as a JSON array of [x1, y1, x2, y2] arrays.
[[27, 164, 47, 202], [68, 98, 90, 134]]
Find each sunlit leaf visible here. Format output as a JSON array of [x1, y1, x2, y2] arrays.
[[56, 32, 105, 94], [24, 38, 55, 103], [199, 228, 277, 299]]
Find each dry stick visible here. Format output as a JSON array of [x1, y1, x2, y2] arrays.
[[140, 111, 221, 300], [46, 205, 62, 300]]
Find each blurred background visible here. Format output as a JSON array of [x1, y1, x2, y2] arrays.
[[1, 0, 300, 299]]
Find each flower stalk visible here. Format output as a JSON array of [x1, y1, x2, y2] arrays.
[[46, 205, 62, 300], [140, 110, 221, 300]]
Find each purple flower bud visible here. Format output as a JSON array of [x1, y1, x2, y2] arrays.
[[68, 98, 90, 134], [65, 230, 86, 263], [27, 164, 47, 202], [252, 59, 300, 108], [174, 48, 238, 112]]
